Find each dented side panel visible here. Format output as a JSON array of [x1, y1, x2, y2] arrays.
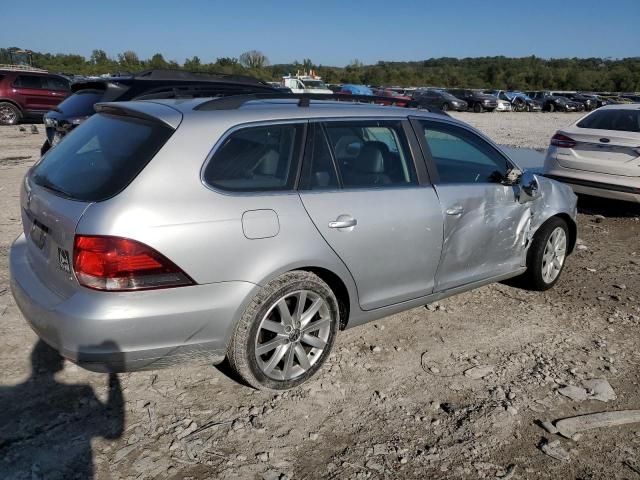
[[433, 183, 531, 291], [432, 175, 577, 293]]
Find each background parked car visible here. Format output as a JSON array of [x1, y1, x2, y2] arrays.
[[554, 92, 597, 111], [488, 90, 541, 112], [0, 69, 70, 125], [40, 69, 279, 154], [527, 92, 584, 112], [447, 89, 498, 112], [579, 93, 611, 108], [338, 84, 374, 95], [371, 88, 412, 107], [543, 105, 640, 203], [411, 89, 467, 111]]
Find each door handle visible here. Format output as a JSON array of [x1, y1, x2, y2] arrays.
[[446, 206, 464, 216], [328, 218, 357, 229]]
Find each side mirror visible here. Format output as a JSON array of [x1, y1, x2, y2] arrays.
[[518, 170, 541, 203]]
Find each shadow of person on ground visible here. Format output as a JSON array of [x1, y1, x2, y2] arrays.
[[0, 339, 125, 479]]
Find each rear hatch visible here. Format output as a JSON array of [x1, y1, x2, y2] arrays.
[[23, 103, 178, 299], [554, 109, 640, 176]]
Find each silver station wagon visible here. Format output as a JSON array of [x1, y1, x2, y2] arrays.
[[10, 95, 578, 390]]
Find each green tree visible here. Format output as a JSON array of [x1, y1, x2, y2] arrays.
[[239, 50, 268, 69]]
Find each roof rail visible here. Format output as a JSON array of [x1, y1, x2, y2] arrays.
[[195, 92, 420, 111], [132, 69, 269, 86], [133, 83, 280, 101]]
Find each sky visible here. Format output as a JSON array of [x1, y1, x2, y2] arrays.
[[1, 0, 638, 66]]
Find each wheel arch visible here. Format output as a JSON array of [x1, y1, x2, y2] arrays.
[[296, 266, 351, 330], [533, 213, 577, 255], [0, 98, 24, 113], [553, 213, 577, 254]]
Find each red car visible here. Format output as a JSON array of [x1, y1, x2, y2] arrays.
[[0, 69, 70, 125], [372, 88, 412, 107]]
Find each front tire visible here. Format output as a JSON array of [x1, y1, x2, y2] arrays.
[[441, 102, 449, 112], [521, 217, 569, 291], [473, 102, 483, 113], [227, 271, 339, 390], [548, 102, 555, 113], [0, 102, 22, 125]]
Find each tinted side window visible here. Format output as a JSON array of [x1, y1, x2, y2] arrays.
[[203, 124, 303, 192], [420, 121, 511, 184], [324, 121, 417, 188], [300, 124, 338, 190], [577, 109, 640, 133], [14, 75, 44, 89], [45, 76, 70, 91]]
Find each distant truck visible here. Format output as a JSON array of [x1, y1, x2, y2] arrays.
[[281, 71, 332, 94]]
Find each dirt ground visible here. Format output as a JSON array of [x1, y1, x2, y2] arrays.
[[1, 114, 639, 480]]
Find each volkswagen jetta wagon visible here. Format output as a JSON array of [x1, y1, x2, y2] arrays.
[[10, 95, 577, 390]]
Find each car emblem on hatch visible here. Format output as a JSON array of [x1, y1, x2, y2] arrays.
[[58, 247, 71, 273]]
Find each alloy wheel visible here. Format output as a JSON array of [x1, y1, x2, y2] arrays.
[[0, 104, 18, 125], [541, 227, 567, 283], [255, 290, 332, 381]]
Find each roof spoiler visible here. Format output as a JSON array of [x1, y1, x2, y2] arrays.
[[94, 102, 183, 129]]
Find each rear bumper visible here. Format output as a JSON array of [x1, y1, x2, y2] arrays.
[[544, 174, 640, 203], [10, 234, 259, 372]]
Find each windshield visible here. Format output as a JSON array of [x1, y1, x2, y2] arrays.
[[32, 113, 173, 201], [303, 80, 327, 89]]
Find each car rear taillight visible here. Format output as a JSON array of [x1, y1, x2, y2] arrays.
[[73, 235, 194, 291], [550, 133, 577, 149]]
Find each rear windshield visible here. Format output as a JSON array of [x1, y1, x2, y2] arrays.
[[54, 89, 105, 117], [577, 109, 640, 133], [31, 113, 173, 201]]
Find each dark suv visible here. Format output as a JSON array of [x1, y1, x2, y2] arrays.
[[41, 69, 280, 154], [411, 89, 468, 111], [0, 69, 70, 125], [446, 89, 498, 112]]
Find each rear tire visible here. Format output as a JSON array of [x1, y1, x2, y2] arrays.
[[227, 271, 339, 390], [473, 102, 483, 113], [441, 102, 449, 112], [520, 217, 569, 291], [548, 103, 555, 113], [0, 102, 22, 125]]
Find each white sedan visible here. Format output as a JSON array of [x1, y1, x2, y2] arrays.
[[543, 105, 640, 203], [495, 98, 513, 112]]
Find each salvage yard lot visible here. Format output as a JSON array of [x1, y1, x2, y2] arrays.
[[1, 113, 639, 479]]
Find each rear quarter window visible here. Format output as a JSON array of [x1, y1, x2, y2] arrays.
[[577, 109, 640, 133], [203, 124, 304, 192], [31, 113, 173, 201]]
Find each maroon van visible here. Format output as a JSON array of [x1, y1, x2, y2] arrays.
[[0, 69, 70, 125]]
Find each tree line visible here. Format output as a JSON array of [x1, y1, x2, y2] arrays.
[[2, 47, 639, 92]]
